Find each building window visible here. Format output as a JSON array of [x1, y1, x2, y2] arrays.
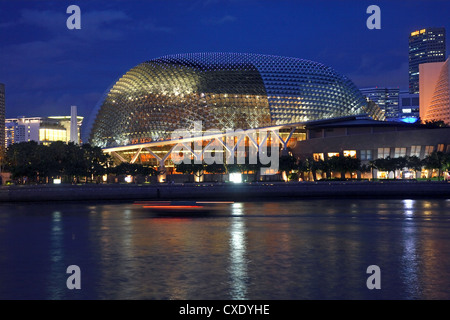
[[343, 150, 357, 158], [313, 153, 324, 161], [360, 150, 372, 161], [437, 144, 444, 152], [394, 147, 406, 158], [424, 145, 434, 156], [377, 147, 390, 158], [327, 152, 339, 158], [410, 145, 421, 157]]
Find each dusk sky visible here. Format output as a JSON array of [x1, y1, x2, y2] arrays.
[[1, 0, 449, 122]]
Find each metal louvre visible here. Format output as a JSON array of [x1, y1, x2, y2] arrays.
[[89, 52, 384, 148]]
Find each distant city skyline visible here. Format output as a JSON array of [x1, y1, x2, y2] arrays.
[[1, 0, 450, 120]]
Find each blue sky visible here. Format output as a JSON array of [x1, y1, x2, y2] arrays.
[[1, 0, 449, 120]]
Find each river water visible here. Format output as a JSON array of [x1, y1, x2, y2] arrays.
[[0, 198, 450, 300]]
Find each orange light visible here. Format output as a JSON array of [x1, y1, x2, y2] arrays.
[[411, 30, 420, 36], [143, 205, 204, 209]]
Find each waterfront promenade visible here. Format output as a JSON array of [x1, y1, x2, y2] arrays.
[[1, 181, 449, 203]]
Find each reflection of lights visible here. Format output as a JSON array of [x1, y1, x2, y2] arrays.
[[229, 216, 247, 299], [49, 211, 64, 299], [231, 202, 244, 216], [400, 202, 419, 297], [403, 199, 414, 218], [423, 201, 432, 209]]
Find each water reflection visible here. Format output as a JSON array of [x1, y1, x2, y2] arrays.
[[0, 199, 450, 299], [400, 200, 420, 298], [229, 203, 248, 299], [403, 199, 414, 218], [48, 211, 64, 299]]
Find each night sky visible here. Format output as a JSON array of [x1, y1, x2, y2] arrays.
[[1, 0, 449, 122]]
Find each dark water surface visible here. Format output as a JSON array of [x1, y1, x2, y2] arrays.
[[1, 199, 450, 300]]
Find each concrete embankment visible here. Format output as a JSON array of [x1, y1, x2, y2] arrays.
[[0, 181, 449, 203]]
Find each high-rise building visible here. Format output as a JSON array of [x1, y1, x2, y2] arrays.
[[360, 87, 399, 119], [419, 57, 450, 124], [0, 84, 5, 152], [409, 27, 446, 94], [398, 90, 420, 121]]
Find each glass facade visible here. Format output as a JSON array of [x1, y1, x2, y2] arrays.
[[39, 128, 68, 144], [89, 52, 385, 148], [0, 84, 5, 151], [360, 87, 399, 119], [409, 27, 446, 94]]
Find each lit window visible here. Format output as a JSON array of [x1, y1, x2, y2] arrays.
[[424, 145, 434, 155], [394, 147, 406, 158], [378, 147, 390, 159], [410, 145, 421, 157], [437, 144, 444, 152], [343, 150, 356, 158], [313, 153, 324, 161], [327, 152, 339, 158]]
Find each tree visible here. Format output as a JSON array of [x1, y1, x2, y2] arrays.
[[372, 157, 397, 179], [205, 163, 226, 182], [174, 162, 205, 182], [359, 163, 372, 179], [393, 156, 409, 178], [82, 144, 112, 182], [325, 156, 360, 180], [421, 120, 449, 128], [5, 141, 42, 183], [279, 154, 297, 181], [296, 158, 310, 181], [110, 162, 157, 182], [422, 151, 448, 180], [407, 155, 423, 178]]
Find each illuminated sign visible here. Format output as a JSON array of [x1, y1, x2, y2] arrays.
[[420, 29, 426, 34]]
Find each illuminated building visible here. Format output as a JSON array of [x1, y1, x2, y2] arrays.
[[409, 27, 446, 94], [419, 57, 450, 124], [87, 53, 384, 181], [293, 116, 450, 180], [360, 87, 399, 119], [88, 52, 384, 148], [0, 84, 4, 152], [5, 113, 83, 147], [398, 90, 420, 120]]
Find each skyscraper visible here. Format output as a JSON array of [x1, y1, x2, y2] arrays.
[[360, 87, 399, 119], [409, 27, 446, 94], [0, 84, 5, 152]]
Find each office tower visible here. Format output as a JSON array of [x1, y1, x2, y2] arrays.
[[409, 27, 446, 94], [0, 84, 5, 152], [398, 90, 420, 120], [360, 87, 399, 119]]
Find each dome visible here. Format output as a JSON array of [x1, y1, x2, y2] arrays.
[[88, 52, 384, 148]]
